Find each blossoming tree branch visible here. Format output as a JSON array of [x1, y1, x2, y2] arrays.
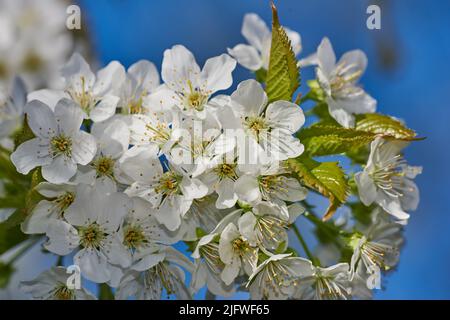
[[0, 3, 422, 300]]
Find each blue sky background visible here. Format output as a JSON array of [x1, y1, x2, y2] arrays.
[[73, 0, 450, 299], [2, 0, 445, 300]]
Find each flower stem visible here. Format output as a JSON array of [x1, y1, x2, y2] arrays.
[[292, 224, 320, 266]]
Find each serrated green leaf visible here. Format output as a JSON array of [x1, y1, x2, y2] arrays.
[[355, 113, 417, 140], [298, 113, 419, 157], [298, 124, 375, 157], [265, 3, 300, 102], [287, 156, 349, 220]]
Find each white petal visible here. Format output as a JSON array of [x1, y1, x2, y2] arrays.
[[42, 156, 77, 184], [242, 13, 271, 52], [317, 37, 336, 76], [238, 212, 257, 245], [221, 259, 240, 286], [25, 100, 57, 138], [265, 100, 305, 133], [93, 61, 126, 96], [128, 60, 160, 93], [339, 49, 368, 75], [328, 102, 355, 128], [44, 220, 79, 255], [71, 131, 97, 165], [180, 177, 208, 200], [201, 54, 236, 93], [162, 45, 201, 92], [355, 171, 377, 206], [377, 192, 410, 220], [27, 89, 68, 111], [54, 98, 84, 135], [234, 175, 261, 204], [11, 138, 51, 174], [103, 234, 131, 268], [216, 179, 238, 209], [227, 44, 262, 71], [74, 248, 111, 283], [89, 95, 120, 122], [61, 53, 95, 92], [22, 200, 55, 234], [231, 79, 267, 116]]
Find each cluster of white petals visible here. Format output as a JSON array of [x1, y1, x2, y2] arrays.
[[1, 12, 422, 300]]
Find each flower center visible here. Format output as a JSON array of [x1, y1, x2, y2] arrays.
[[183, 80, 209, 111], [55, 192, 75, 217], [52, 284, 75, 300], [68, 76, 95, 113], [214, 163, 238, 180], [244, 116, 268, 139], [369, 155, 407, 197], [79, 223, 106, 249], [128, 96, 144, 114], [50, 134, 73, 157], [94, 156, 115, 178], [123, 225, 147, 250], [155, 171, 181, 196]]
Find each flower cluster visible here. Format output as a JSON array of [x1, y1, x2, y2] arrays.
[[1, 9, 422, 300]]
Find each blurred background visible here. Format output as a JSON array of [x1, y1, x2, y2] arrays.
[[1, 0, 449, 299]]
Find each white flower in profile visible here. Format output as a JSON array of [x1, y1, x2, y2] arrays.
[[247, 254, 313, 300], [22, 182, 79, 234], [349, 209, 404, 286], [222, 79, 305, 167], [28, 53, 124, 122], [234, 162, 307, 206], [355, 137, 422, 221], [228, 13, 302, 71], [218, 222, 258, 285], [44, 186, 131, 283], [161, 45, 236, 118], [11, 98, 97, 184], [315, 37, 376, 128], [121, 145, 208, 231], [191, 210, 242, 296], [238, 202, 303, 251], [296, 263, 352, 300], [116, 60, 160, 115], [20, 267, 96, 300], [0, 77, 27, 148], [116, 247, 194, 300], [75, 119, 130, 192]]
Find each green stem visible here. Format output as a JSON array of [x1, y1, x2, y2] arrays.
[[6, 236, 41, 265], [292, 224, 320, 266]]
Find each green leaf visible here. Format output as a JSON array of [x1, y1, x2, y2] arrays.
[[298, 124, 375, 157], [298, 113, 420, 157], [287, 156, 349, 220], [355, 113, 417, 140], [265, 3, 300, 102]]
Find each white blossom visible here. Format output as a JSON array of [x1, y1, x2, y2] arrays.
[[11, 98, 97, 184], [355, 137, 422, 221]]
